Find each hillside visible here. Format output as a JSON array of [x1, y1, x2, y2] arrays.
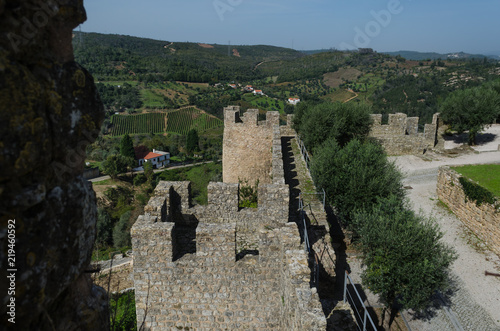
[[383, 50, 496, 61], [73, 32, 303, 82], [75, 32, 500, 128]]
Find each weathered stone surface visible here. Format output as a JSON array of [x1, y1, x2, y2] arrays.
[[132, 129, 328, 329], [0, 1, 108, 329], [223, 106, 280, 184], [131, 107, 341, 330], [369, 112, 441, 155], [437, 166, 500, 257]]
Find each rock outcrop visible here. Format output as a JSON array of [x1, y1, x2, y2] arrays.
[[0, 1, 108, 329]]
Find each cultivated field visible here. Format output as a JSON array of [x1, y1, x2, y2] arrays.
[[110, 107, 223, 136]]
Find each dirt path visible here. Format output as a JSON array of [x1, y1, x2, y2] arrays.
[[343, 90, 358, 103]]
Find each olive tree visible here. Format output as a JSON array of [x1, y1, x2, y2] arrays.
[[310, 138, 404, 226], [353, 196, 456, 328], [440, 86, 500, 145]]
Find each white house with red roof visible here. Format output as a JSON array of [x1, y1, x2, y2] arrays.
[[135, 147, 170, 169], [253, 89, 264, 95], [288, 97, 301, 105]]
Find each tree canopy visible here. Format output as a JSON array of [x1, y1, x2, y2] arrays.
[[103, 154, 129, 179], [310, 138, 405, 226], [353, 196, 456, 327], [440, 85, 500, 145], [186, 129, 199, 153], [294, 102, 373, 150], [120, 134, 135, 159]]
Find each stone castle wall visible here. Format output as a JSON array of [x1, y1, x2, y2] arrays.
[[369, 113, 440, 155], [132, 181, 326, 330], [132, 107, 335, 330], [437, 166, 500, 257], [223, 106, 280, 184]]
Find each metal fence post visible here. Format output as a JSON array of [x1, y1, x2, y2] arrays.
[[343, 271, 347, 303], [322, 188, 326, 211]]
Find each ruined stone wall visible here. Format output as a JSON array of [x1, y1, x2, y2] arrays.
[[132, 181, 326, 330], [437, 166, 500, 257], [0, 1, 108, 329], [369, 113, 440, 155], [223, 106, 280, 184]]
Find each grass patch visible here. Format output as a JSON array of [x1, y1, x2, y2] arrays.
[[452, 164, 500, 197], [323, 89, 356, 103], [140, 89, 167, 108], [93, 178, 120, 186], [437, 199, 454, 214], [242, 94, 284, 113]]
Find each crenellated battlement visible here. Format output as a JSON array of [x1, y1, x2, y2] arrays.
[[132, 106, 329, 330], [369, 112, 441, 155], [132, 179, 325, 329]]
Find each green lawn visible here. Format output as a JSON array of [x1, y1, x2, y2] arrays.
[[452, 164, 500, 197]]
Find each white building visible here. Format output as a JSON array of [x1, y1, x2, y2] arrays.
[[288, 97, 300, 105], [138, 149, 170, 169], [253, 89, 264, 95]]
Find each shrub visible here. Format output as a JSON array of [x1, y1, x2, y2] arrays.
[[239, 179, 259, 208], [459, 177, 497, 206]]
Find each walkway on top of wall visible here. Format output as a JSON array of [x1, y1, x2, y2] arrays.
[[281, 135, 357, 331]]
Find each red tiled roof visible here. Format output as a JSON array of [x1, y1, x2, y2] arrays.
[[144, 152, 163, 160]]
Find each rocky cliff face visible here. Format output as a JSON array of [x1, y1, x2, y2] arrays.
[[0, 1, 109, 329]]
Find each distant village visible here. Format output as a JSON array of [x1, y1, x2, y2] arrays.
[[215, 82, 301, 105]]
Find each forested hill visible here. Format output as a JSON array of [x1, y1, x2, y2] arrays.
[[73, 32, 303, 82], [383, 50, 496, 61]]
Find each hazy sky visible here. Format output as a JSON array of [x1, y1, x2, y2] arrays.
[[80, 0, 500, 55]]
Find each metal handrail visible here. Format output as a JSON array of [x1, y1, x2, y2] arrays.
[[344, 271, 377, 331], [299, 195, 320, 287]]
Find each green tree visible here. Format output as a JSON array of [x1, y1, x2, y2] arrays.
[[103, 154, 129, 179], [96, 208, 113, 246], [110, 291, 137, 331], [310, 138, 404, 226], [119, 134, 135, 159], [440, 86, 500, 145], [113, 211, 132, 248], [353, 196, 456, 328], [298, 102, 373, 150], [186, 129, 199, 153], [143, 161, 154, 187]]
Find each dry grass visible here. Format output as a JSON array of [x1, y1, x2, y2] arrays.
[[323, 68, 363, 88]]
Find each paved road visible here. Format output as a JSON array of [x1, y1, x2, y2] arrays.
[[88, 160, 215, 183]]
